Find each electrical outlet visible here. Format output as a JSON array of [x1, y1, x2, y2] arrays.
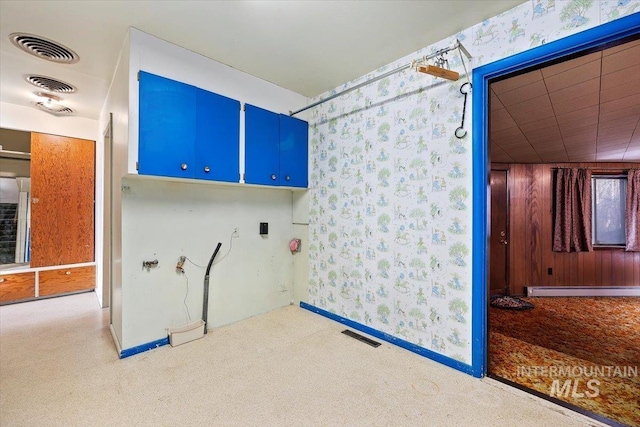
[[232, 227, 239, 238]]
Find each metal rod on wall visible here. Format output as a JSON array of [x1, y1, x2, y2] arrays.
[[289, 40, 471, 117]]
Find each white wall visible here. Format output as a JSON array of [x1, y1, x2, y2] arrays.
[[98, 33, 131, 347], [0, 102, 97, 141], [117, 28, 310, 350]]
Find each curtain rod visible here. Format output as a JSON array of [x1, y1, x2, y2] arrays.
[[289, 39, 471, 117]]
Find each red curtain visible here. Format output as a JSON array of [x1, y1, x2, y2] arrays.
[[626, 169, 640, 252], [553, 168, 593, 252]]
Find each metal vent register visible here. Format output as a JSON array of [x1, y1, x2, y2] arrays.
[[26, 75, 76, 93], [10, 32, 79, 64]]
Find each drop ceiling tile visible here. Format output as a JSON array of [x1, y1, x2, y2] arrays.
[[600, 104, 640, 123], [496, 134, 530, 149], [600, 76, 640, 103], [601, 64, 640, 90], [596, 150, 628, 161], [490, 93, 505, 111], [623, 148, 640, 161], [548, 78, 600, 104], [560, 123, 598, 138], [602, 44, 640, 75], [603, 39, 640, 56], [518, 117, 557, 133], [558, 116, 599, 135], [491, 125, 524, 142], [542, 51, 601, 78], [597, 137, 632, 147], [597, 125, 635, 139], [564, 133, 597, 147], [598, 115, 640, 131], [496, 79, 548, 107], [511, 106, 556, 125], [523, 126, 562, 143], [551, 91, 600, 116], [599, 93, 640, 115], [534, 139, 565, 150], [556, 105, 599, 126], [540, 153, 569, 162], [571, 155, 598, 162], [543, 59, 601, 93], [491, 69, 543, 95], [490, 143, 513, 162], [506, 94, 553, 115], [490, 108, 518, 132]]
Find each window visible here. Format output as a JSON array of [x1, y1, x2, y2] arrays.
[[592, 176, 627, 246]]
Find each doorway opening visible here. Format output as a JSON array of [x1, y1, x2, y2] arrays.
[[472, 14, 640, 427]]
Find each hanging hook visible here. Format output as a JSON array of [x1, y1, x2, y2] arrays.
[[455, 82, 472, 139]]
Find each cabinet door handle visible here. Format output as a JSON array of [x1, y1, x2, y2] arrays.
[[285, 175, 291, 181], [271, 174, 277, 180], [66, 271, 71, 275], [204, 166, 210, 173], [181, 163, 188, 171]]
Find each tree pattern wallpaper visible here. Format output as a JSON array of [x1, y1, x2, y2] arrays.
[[306, 0, 639, 366]]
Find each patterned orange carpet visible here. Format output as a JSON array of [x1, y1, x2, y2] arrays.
[[489, 297, 640, 427]]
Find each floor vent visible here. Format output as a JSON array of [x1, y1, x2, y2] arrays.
[[342, 329, 381, 348], [10, 33, 79, 64]]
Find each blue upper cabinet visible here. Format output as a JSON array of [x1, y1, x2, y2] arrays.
[[139, 71, 196, 179], [195, 89, 240, 181], [279, 114, 308, 188], [138, 71, 240, 182], [244, 104, 280, 186], [245, 104, 308, 188]]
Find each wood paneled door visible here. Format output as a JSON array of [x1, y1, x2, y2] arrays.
[[490, 169, 509, 295], [30, 133, 95, 267]]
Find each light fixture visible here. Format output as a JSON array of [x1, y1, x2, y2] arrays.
[[32, 91, 74, 115], [34, 91, 61, 105]]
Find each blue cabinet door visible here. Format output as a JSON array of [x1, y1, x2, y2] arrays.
[[279, 114, 309, 188], [245, 104, 280, 185], [195, 89, 240, 182], [139, 71, 196, 178]]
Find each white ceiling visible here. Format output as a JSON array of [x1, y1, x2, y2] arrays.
[[0, 0, 524, 120]]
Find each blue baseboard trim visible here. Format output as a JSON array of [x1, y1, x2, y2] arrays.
[[300, 301, 475, 376], [119, 336, 169, 359]]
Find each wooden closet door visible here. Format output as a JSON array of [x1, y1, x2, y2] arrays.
[[30, 133, 95, 267]]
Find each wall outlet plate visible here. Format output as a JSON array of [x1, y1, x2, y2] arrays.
[[232, 227, 239, 238]]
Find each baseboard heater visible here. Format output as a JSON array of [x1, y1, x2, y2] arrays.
[[526, 286, 640, 297]]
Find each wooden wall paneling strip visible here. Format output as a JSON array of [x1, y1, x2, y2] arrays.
[[0, 272, 36, 302], [601, 251, 612, 286], [569, 253, 578, 286], [534, 165, 544, 286], [511, 164, 528, 294], [541, 164, 554, 286], [38, 266, 95, 296], [582, 251, 596, 286], [595, 251, 603, 286]]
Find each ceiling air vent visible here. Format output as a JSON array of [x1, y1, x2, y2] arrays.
[[25, 75, 76, 93], [10, 32, 79, 64]]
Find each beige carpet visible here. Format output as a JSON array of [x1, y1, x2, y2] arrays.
[[0, 293, 606, 427]]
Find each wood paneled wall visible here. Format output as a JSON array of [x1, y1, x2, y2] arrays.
[[494, 163, 640, 295]]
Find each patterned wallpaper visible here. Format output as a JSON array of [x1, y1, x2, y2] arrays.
[[306, 0, 640, 366]]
